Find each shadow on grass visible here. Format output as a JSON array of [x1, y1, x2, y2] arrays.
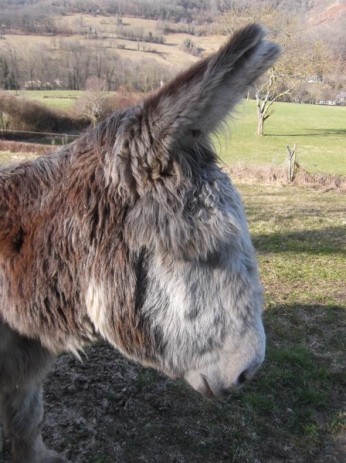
[[253, 225, 346, 254], [256, 303, 345, 460], [265, 128, 346, 137], [264, 303, 345, 354]]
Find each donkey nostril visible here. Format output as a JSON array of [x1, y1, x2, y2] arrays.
[[237, 369, 249, 386], [220, 369, 251, 396]]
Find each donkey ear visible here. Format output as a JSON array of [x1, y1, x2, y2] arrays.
[[142, 24, 280, 148]]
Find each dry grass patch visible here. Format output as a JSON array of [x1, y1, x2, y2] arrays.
[[0, 140, 49, 155], [226, 163, 346, 192]]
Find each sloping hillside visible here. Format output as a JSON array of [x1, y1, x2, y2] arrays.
[[307, 0, 346, 27]]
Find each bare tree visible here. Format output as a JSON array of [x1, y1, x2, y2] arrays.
[[0, 55, 18, 90], [255, 69, 293, 135], [75, 77, 108, 126], [221, 3, 330, 134], [62, 40, 91, 90], [5, 44, 21, 90]]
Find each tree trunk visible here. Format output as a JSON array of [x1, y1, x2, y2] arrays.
[[256, 91, 266, 136], [257, 111, 264, 136]]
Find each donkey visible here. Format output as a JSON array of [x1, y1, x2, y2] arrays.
[[0, 25, 280, 463]]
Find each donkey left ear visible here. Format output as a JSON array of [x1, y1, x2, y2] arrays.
[[142, 24, 280, 151]]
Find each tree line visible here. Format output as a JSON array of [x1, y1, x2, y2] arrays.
[[0, 0, 311, 33], [0, 0, 344, 108], [0, 39, 173, 93]]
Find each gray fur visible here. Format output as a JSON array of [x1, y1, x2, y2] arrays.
[[0, 25, 280, 462]]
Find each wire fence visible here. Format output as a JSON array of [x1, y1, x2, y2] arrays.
[[0, 129, 80, 146]]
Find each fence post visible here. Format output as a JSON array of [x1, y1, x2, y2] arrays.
[[287, 143, 299, 182]]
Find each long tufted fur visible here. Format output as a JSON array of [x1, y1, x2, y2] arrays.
[[0, 24, 280, 462]]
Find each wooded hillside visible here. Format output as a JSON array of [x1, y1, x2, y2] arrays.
[[0, 0, 345, 103]]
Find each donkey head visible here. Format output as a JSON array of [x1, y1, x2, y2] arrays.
[[86, 25, 280, 398]]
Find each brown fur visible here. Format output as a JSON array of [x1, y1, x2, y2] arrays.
[[0, 25, 280, 462]]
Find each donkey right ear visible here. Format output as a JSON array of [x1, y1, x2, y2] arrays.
[[142, 24, 280, 150]]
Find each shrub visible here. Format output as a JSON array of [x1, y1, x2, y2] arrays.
[[74, 91, 142, 125], [181, 39, 203, 57], [0, 93, 86, 133]]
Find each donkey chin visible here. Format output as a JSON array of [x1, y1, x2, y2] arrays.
[[184, 325, 266, 398]]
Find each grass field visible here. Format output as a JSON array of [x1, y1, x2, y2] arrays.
[[215, 100, 346, 176], [231, 183, 346, 462], [7, 90, 86, 112]]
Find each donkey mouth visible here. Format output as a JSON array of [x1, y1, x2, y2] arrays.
[[184, 364, 259, 399], [200, 371, 253, 399], [184, 371, 228, 399], [201, 375, 216, 398], [200, 375, 234, 399]]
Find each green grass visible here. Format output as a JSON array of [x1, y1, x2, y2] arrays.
[[0, 151, 44, 163], [232, 183, 346, 460], [215, 100, 346, 175], [241, 184, 345, 306], [7, 90, 86, 111], [0, 152, 12, 163]]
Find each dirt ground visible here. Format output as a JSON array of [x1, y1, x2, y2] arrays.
[[1, 342, 240, 463], [1, 338, 345, 463]]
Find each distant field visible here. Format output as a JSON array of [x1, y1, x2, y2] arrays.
[[56, 14, 223, 66], [215, 100, 346, 176], [7, 89, 120, 112], [0, 152, 12, 164], [7, 90, 86, 111], [0, 14, 222, 69]]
